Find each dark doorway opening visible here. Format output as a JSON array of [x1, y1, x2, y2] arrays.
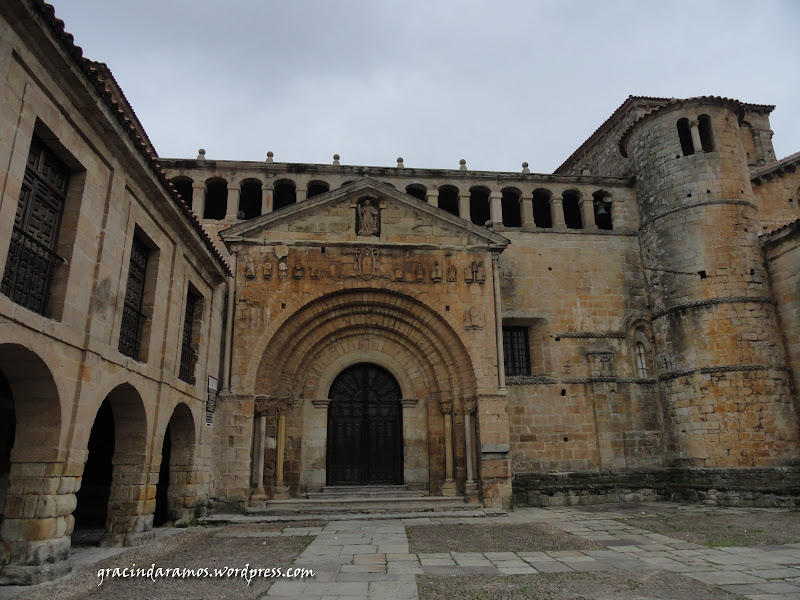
[[326, 364, 403, 486], [73, 399, 114, 545], [154, 424, 171, 526]]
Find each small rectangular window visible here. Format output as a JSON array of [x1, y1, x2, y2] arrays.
[[179, 290, 199, 384], [1, 135, 68, 315], [503, 326, 531, 376], [118, 235, 149, 359], [635, 342, 648, 379]]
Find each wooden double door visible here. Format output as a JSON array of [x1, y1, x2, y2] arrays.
[[326, 364, 403, 485]]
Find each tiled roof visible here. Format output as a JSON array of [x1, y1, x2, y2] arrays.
[[30, 1, 230, 275], [751, 150, 800, 181]]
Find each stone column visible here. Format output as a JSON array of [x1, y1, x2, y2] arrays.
[[222, 253, 237, 393], [491, 254, 506, 391], [426, 190, 439, 208], [440, 399, 457, 496], [520, 192, 534, 226], [580, 198, 596, 230], [191, 181, 207, 219], [489, 191, 503, 225], [458, 192, 471, 221], [226, 184, 240, 220], [296, 187, 307, 203], [0, 462, 76, 585], [462, 398, 480, 503], [252, 411, 267, 498], [550, 195, 565, 229], [261, 184, 273, 215], [273, 411, 288, 499], [689, 119, 703, 152], [102, 458, 156, 548]]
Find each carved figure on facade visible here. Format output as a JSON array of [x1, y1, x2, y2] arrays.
[[447, 263, 457, 283], [415, 263, 424, 282], [464, 265, 474, 283], [292, 264, 305, 279], [245, 255, 256, 279], [357, 198, 379, 236], [431, 260, 443, 283], [235, 297, 249, 321], [309, 264, 318, 279], [278, 261, 288, 278], [476, 260, 486, 283], [356, 247, 378, 280], [463, 306, 484, 330], [262, 261, 272, 280], [328, 262, 338, 279]]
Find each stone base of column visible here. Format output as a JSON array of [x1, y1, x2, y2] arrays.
[[0, 558, 72, 586], [441, 479, 457, 497], [0, 536, 72, 585], [273, 485, 290, 500], [464, 481, 481, 504]]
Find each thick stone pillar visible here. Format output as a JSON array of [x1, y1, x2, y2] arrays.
[[296, 187, 307, 203], [101, 456, 156, 547], [440, 399, 456, 496], [226, 184, 240, 220], [550, 195, 565, 229], [273, 413, 288, 500], [458, 192, 471, 221], [426, 190, 439, 208], [489, 191, 503, 225], [580, 198, 596, 230], [0, 462, 77, 585], [261, 185, 273, 215], [520, 192, 534, 226], [191, 182, 206, 220]]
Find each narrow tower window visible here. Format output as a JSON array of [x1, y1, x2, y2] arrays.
[[635, 342, 648, 378], [677, 118, 694, 156], [698, 114, 714, 152]]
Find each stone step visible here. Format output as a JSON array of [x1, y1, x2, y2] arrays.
[[205, 507, 507, 524], [245, 495, 475, 515], [308, 485, 427, 499]]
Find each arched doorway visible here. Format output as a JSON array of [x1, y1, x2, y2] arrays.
[[326, 364, 403, 485], [154, 403, 196, 526]]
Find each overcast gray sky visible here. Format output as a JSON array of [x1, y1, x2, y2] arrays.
[[52, 0, 800, 173]]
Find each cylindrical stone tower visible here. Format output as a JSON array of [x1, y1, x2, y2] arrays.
[[622, 97, 799, 468]]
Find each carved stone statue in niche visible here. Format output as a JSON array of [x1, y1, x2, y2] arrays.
[[357, 199, 379, 236], [357, 248, 377, 280], [415, 263, 424, 282], [463, 307, 484, 330], [464, 265, 474, 283], [292, 264, 305, 279], [447, 263, 457, 283], [235, 297, 249, 321], [431, 261, 443, 283], [245, 255, 256, 279], [476, 260, 486, 283], [278, 261, 288, 278], [328, 262, 338, 279], [262, 261, 272, 280], [309, 265, 318, 279]]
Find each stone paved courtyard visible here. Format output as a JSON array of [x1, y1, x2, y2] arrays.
[[1, 503, 800, 599]]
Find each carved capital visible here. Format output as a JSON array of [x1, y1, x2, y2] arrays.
[[439, 399, 453, 415], [462, 398, 477, 415]]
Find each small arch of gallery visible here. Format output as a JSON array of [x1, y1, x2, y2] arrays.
[[0, 343, 205, 584], [169, 174, 618, 231]]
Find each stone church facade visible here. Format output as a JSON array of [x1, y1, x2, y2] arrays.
[[2, 0, 800, 586]]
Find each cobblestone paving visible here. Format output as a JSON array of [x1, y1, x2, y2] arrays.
[[2, 504, 800, 600]]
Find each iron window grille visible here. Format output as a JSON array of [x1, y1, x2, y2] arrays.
[[503, 326, 531, 376], [118, 236, 149, 359], [178, 292, 198, 384], [0, 135, 68, 315]]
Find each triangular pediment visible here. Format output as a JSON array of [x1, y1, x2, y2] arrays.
[[220, 178, 509, 250]]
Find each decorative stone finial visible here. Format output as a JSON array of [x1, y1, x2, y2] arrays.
[[459, 158, 467, 171], [197, 148, 206, 160], [333, 154, 341, 166], [522, 162, 530, 174], [266, 151, 274, 163], [580, 168, 591, 176], [397, 157, 404, 168]]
